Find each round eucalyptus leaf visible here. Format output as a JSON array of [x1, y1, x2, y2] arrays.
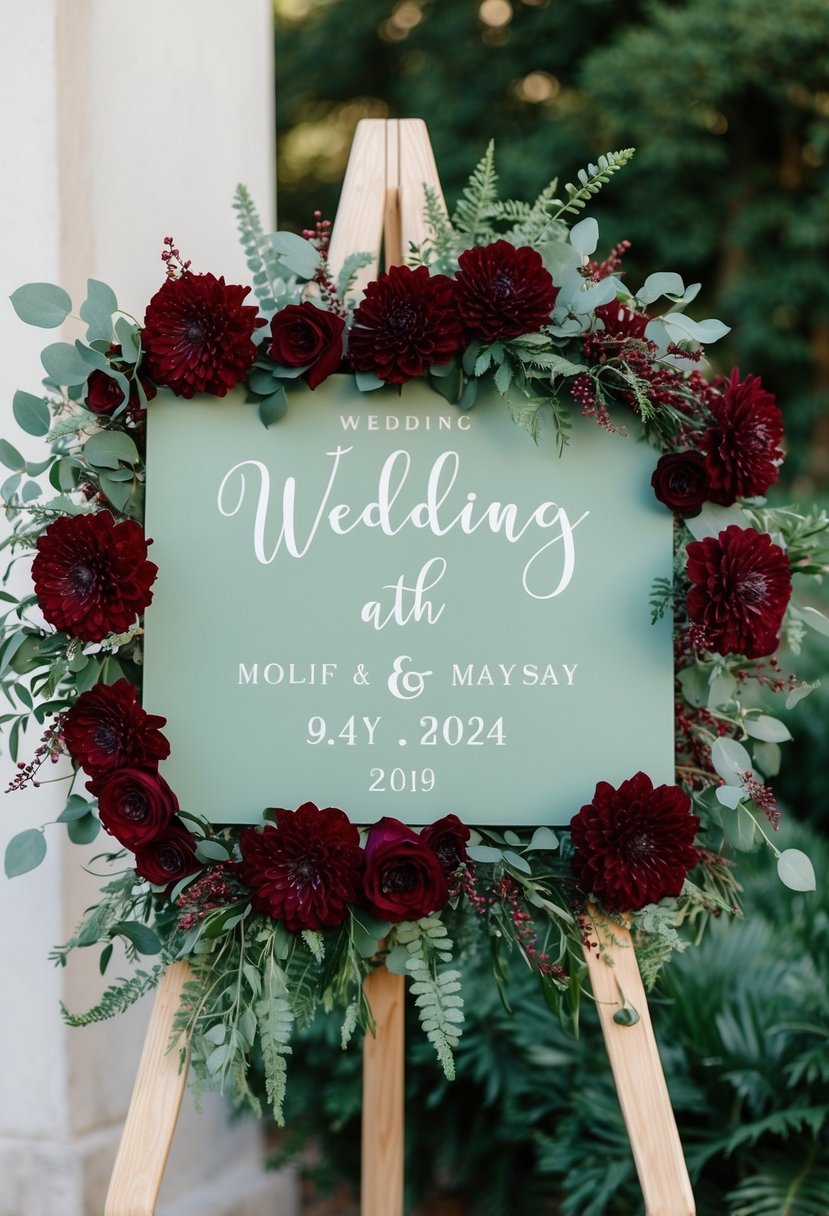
[[10, 282, 72, 328]]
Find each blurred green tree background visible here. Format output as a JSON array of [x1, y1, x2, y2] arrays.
[[274, 0, 829, 489]]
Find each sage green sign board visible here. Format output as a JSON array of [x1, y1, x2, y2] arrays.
[[143, 380, 674, 826]]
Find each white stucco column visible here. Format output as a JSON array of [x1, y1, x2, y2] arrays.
[[0, 3, 295, 1213]]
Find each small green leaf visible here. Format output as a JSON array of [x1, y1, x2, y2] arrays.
[[195, 839, 231, 863], [466, 844, 503, 864], [777, 848, 816, 892], [716, 784, 746, 810], [752, 740, 781, 778], [786, 681, 819, 710], [527, 826, 559, 851], [494, 361, 512, 395], [114, 317, 140, 363], [112, 921, 163, 954], [711, 736, 752, 785], [0, 440, 25, 471], [57, 795, 94, 823], [80, 279, 118, 343], [354, 370, 385, 392], [10, 282, 72, 328], [503, 849, 532, 874], [13, 390, 51, 437], [350, 908, 391, 958], [99, 942, 113, 975], [67, 812, 100, 845], [743, 715, 792, 744], [257, 387, 288, 427], [41, 342, 92, 386], [613, 1004, 640, 1027], [677, 664, 709, 709], [83, 429, 139, 469], [4, 828, 47, 877], [269, 231, 320, 279]]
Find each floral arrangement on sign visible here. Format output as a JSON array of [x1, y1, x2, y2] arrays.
[[2, 145, 826, 1123]]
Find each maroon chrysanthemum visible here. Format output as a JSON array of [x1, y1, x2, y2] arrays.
[[238, 802, 363, 932], [686, 524, 792, 659], [700, 369, 784, 505], [31, 511, 157, 643], [570, 771, 700, 912], [348, 264, 465, 384], [63, 679, 169, 779], [141, 271, 265, 398], [454, 240, 558, 342]]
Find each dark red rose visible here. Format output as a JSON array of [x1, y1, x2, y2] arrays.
[[700, 369, 784, 505], [63, 679, 169, 779], [89, 767, 179, 849], [134, 820, 200, 885], [651, 451, 710, 516], [363, 816, 449, 923], [594, 301, 649, 341], [420, 814, 470, 874], [85, 366, 156, 416], [269, 302, 345, 389], [454, 240, 558, 342], [570, 771, 700, 912], [348, 264, 465, 385], [686, 525, 792, 659], [141, 271, 265, 398], [238, 802, 362, 932], [31, 511, 157, 643]]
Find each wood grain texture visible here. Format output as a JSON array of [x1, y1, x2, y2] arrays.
[[104, 960, 192, 1216], [583, 911, 696, 1216], [361, 964, 406, 1216], [326, 118, 387, 290], [399, 118, 447, 258]]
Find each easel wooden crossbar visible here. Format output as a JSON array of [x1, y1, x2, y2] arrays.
[[104, 118, 695, 1216]]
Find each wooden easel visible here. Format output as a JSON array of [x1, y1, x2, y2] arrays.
[[104, 119, 695, 1216]]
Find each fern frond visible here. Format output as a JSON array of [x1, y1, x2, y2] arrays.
[[420, 185, 459, 272], [452, 141, 499, 242], [233, 183, 284, 311], [649, 576, 674, 625], [285, 939, 321, 1029], [336, 251, 374, 304], [60, 965, 164, 1026], [392, 918, 464, 1079], [256, 953, 294, 1126], [543, 149, 635, 227]]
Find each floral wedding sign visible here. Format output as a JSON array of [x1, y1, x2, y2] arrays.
[[2, 137, 823, 1123], [143, 380, 673, 824]]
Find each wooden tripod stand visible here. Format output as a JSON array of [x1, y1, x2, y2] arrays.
[[104, 118, 695, 1216]]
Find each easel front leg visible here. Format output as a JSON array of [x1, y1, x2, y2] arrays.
[[583, 912, 695, 1216], [361, 965, 405, 1216], [104, 961, 192, 1216]]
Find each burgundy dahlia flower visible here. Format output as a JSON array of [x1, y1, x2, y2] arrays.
[[570, 772, 700, 912], [348, 264, 465, 384], [363, 816, 449, 922], [700, 369, 784, 505], [63, 679, 169, 779], [454, 240, 558, 342], [269, 301, 345, 389], [89, 766, 180, 850], [686, 524, 792, 659], [141, 271, 265, 398], [134, 821, 200, 886], [238, 802, 363, 932], [31, 511, 157, 643]]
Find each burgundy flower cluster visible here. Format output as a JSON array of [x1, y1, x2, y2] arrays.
[[62, 680, 199, 886], [265, 239, 558, 391], [650, 369, 784, 518], [238, 805, 470, 932]]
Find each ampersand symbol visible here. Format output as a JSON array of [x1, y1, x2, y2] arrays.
[[353, 664, 370, 686], [387, 655, 432, 701]]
